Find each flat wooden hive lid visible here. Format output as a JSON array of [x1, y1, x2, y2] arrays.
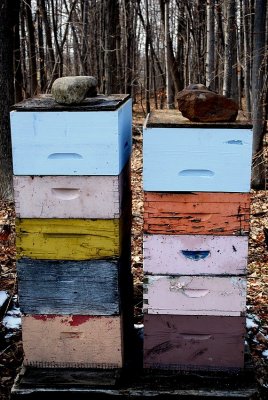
[[11, 93, 130, 112], [145, 109, 252, 129]]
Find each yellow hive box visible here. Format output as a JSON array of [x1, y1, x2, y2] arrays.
[[16, 218, 121, 260]]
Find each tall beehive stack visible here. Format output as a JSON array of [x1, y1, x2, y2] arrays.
[[10, 94, 132, 369], [143, 110, 253, 370]]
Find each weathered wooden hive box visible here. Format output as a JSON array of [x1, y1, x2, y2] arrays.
[[143, 275, 246, 316], [143, 234, 248, 275], [143, 110, 253, 192], [16, 218, 122, 260], [13, 161, 130, 219], [143, 315, 245, 369], [10, 94, 132, 176], [144, 192, 250, 236], [22, 314, 123, 368], [142, 110, 253, 371], [10, 94, 133, 370], [17, 259, 122, 315]]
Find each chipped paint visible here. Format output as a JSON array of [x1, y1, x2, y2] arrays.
[[144, 192, 250, 235], [69, 316, 97, 326]]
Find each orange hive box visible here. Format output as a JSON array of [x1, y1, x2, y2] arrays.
[[144, 192, 250, 236]]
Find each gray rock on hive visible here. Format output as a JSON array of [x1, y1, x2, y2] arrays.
[[51, 76, 98, 105]]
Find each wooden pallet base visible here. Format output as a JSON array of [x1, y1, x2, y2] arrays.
[[11, 364, 259, 400]]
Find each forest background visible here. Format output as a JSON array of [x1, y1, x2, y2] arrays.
[[0, 1, 268, 398], [0, 0, 268, 199]]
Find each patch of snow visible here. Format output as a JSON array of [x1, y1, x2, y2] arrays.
[[2, 306, 21, 330], [7, 306, 21, 317], [4, 332, 16, 339], [134, 323, 144, 329], [253, 315, 261, 324], [262, 350, 268, 359], [246, 318, 258, 330], [2, 315, 21, 330], [0, 291, 9, 308]]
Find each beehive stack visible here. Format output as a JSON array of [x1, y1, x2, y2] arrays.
[[11, 94, 132, 369], [143, 110, 252, 371]]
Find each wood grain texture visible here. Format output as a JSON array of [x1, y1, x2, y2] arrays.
[[22, 315, 123, 368], [144, 314, 245, 369], [17, 259, 120, 315], [13, 162, 131, 219], [143, 121, 252, 192], [16, 218, 120, 260], [143, 275, 246, 316], [11, 99, 132, 176], [143, 235, 248, 275], [144, 192, 250, 235]]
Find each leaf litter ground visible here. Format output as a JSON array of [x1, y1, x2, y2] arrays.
[[0, 112, 267, 399]]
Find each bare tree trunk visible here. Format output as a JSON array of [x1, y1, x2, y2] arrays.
[[236, 0, 242, 109], [37, 5, 47, 91], [81, 0, 90, 74], [175, 1, 185, 91], [242, 0, 252, 113], [104, 0, 120, 94], [164, 0, 174, 108], [25, 0, 38, 96], [20, 7, 30, 98], [38, 0, 57, 84], [145, 0, 150, 114], [159, 0, 181, 95], [0, 1, 18, 199], [123, 0, 134, 95], [135, 0, 166, 92], [14, 0, 23, 102], [206, 0, 215, 90], [72, 31, 80, 75], [51, 0, 63, 77], [251, 0, 267, 188], [223, 0, 237, 99], [215, 1, 225, 92]]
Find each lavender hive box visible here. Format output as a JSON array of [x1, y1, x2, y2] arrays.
[[143, 234, 248, 275]]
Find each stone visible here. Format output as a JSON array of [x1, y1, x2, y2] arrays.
[[177, 84, 239, 122], [51, 76, 98, 105]]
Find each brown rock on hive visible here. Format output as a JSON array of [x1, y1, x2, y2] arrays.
[[177, 84, 239, 122]]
